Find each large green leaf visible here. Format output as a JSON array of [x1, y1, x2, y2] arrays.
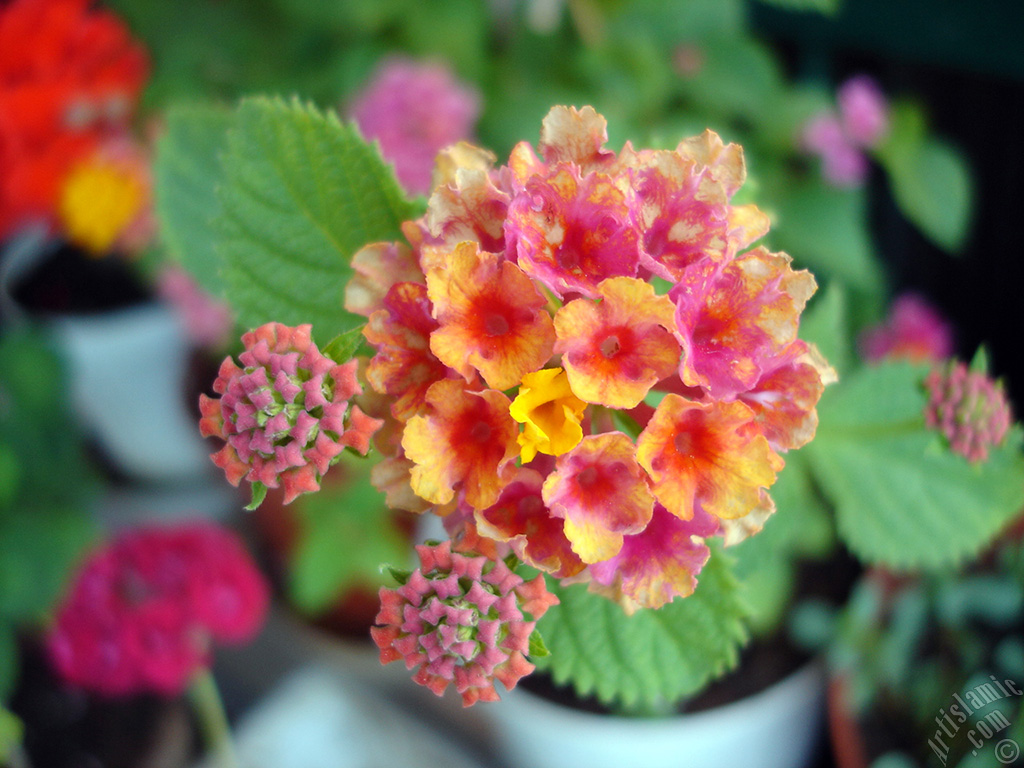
[[0, 704, 21, 764], [876, 101, 973, 253], [0, 623, 15, 701], [533, 545, 749, 711], [883, 138, 973, 254], [799, 281, 852, 377], [732, 451, 835, 635], [0, 505, 95, 623], [216, 97, 417, 338], [806, 362, 1024, 570], [155, 103, 233, 299], [767, 181, 883, 292], [288, 455, 412, 613]]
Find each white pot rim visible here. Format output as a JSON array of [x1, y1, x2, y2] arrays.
[[498, 657, 824, 732]]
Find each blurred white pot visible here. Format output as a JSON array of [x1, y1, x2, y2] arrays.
[[487, 660, 826, 768], [1, 227, 214, 485]]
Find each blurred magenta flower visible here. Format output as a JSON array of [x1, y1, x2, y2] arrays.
[[859, 293, 954, 363], [348, 57, 481, 196], [837, 75, 889, 148], [47, 522, 268, 696], [801, 74, 889, 188]]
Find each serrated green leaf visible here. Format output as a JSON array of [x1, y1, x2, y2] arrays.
[[878, 133, 973, 253], [155, 103, 233, 299], [534, 545, 749, 711], [322, 326, 367, 364], [217, 97, 417, 339], [288, 455, 412, 613], [732, 451, 834, 635], [807, 362, 1024, 570]]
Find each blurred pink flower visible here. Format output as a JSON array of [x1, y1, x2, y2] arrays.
[[837, 75, 889, 148], [348, 58, 481, 196], [801, 113, 867, 188], [157, 264, 233, 349], [859, 293, 954, 363], [800, 74, 889, 188]]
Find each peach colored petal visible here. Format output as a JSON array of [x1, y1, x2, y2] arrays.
[[739, 340, 833, 452], [672, 247, 817, 398], [364, 281, 449, 421], [636, 395, 783, 522], [537, 105, 616, 171], [542, 433, 654, 563], [555, 277, 681, 408], [675, 129, 746, 197], [427, 242, 555, 391], [345, 241, 424, 318], [475, 468, 586, 579], [402, 380, 518, 509]]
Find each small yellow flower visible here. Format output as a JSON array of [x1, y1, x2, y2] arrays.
[[510, 368, 587, 463], [59, 157, 146, 256]]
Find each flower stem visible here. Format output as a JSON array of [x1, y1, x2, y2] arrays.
[[188, 668, 238, 768]]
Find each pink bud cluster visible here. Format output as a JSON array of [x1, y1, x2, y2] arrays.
[[371, 540, 558, 706], [802, 75, 889, 187], [925, 360, 1012, 463], [47, 522, 268, 697], [199, 323, 383, 504], [348, 57, 481, 196]]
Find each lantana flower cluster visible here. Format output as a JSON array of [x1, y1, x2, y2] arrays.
[[0, 0, 148, 243], [371, 540, 558, 706], [47, 522, 268, 697], [348, 106, 832, 613], [199, 322, 384, 505]]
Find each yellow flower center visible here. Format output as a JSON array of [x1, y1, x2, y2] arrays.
[[59, 159, 146, 256]]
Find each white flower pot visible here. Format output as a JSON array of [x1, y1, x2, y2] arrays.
[[1, 228, 215, 485], [486, 660, 826, 768], [47, 302, 215, 484]]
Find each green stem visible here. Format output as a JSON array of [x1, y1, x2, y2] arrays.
[[188, 668, 237, 768]]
